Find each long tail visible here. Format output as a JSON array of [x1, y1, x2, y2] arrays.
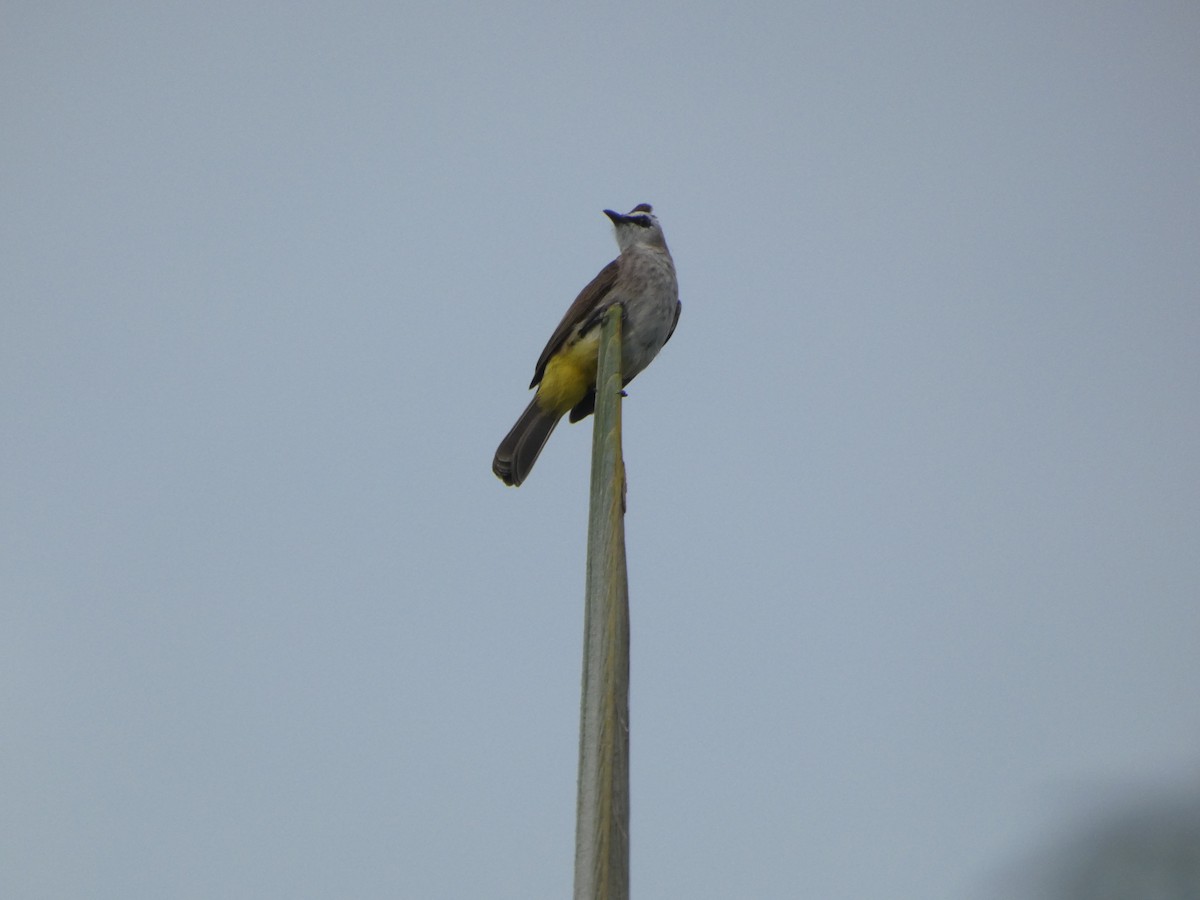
[[493, 399, 562, 487]]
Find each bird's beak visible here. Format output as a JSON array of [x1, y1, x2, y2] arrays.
[[603, 209, 624, 224]]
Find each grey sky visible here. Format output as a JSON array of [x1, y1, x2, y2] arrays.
[[3, 3, 1198, 898]]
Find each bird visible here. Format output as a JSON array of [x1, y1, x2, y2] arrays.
[[493, 203, 681, 487]]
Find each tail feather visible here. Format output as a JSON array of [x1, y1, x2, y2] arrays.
[[493, 399, 562, 487]]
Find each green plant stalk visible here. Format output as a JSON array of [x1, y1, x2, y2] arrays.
[[573, 304, 630, 900]]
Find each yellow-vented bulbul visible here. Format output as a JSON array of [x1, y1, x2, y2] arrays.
[[492, 203, 680, 486]]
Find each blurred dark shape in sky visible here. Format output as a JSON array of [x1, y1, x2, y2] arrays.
[[994, 786, 1200, 900]]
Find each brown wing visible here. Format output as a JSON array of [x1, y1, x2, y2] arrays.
[[529, 259, 620, 388]]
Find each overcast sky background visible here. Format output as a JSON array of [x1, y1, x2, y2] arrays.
[[3, 3, 1198, 898]]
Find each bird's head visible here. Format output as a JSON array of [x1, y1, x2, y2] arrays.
[[603, 203, 667, 253]]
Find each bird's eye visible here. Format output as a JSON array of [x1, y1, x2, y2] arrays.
[[631, 216, 652, 228]]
